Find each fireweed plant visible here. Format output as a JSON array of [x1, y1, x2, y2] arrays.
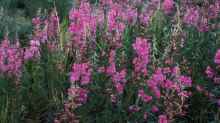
[[0, 0, 220, 123]]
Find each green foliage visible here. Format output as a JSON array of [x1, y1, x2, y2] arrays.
[[0, 0, 72, 40], [0, 43, 69, 122]]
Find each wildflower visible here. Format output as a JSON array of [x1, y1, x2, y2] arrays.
[[178, 75, 192, 87], [214, 49, 220, 64], [70, 63, 92, 85], [47, 10, 59, 38], [208, 2, 220, 19], [197, 17, 209, 32], [32, 17, 41, 26], [68, 87, 88, 105], [122, 7, 137, 24], [133, 37, 150, 75], [0, 38, 23, 79], [69, 1, 97, 52], [205, 66, 215, 78], [152, 68, 166, 83], [158, 115, 168, 123], [151, 105, 159, 113], [115, 83, 124, 94], [183, 7, 200, 26], [138, 89, 153, 103], [162, 0, 174, 14], [24, 40, 40, 60], [106, 50, 127, 94], [110, 94, 117, 103], [163, 79, 173, 89]]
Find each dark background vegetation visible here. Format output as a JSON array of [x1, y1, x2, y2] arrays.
[[0, 0, 72, 40]]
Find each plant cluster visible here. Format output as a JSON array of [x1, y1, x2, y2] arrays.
[[0, 0, 220, 123]]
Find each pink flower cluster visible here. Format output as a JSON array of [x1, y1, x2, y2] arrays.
[[69, 2, 97, 52], [183, 0, 220, 32], [162, 0, 174, 14], [32, 10, 59, 42], [205, 66, 215, 79], [208, 1, 220, 19], [139, 0, 158, 26], [158, 115, 168, 123], [24, 40, 40, 60], [64, 1, 198, 122], [133, 37, 150, 76], [46, 10, 59, 39], [0, 38, 23, 79], [205, 49, 220, 84], [183, 7, 200, 26], [203, 49, 220, 109], [32, 17, 48, 42], [68, 87, 88, 105], [178, 75, 192, 87], [25, 11, 60, 61], [107, 4, 126, 33], [106, 50, 127, 94], [138, 66, 192, 103], [70, 63, 92, 85]]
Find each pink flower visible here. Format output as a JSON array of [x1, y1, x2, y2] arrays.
[[172, 66, 180, 76], [68, 87, 88, 105], [197, 17, 209, 32], [106, 50, 127, 94], [151, 105, 159, 113], [208, 2, 220, 19], [47, 10, 59, 38], [154, 89, 161, 99], [32, 17, 41, 25], [162, 67, 171, 74], [152, 68, 166, 83], [214, 49, 220, 64], [106, 50, 116, 75], [69, 1, 97, 52], [122, 7, 137, 24], [163, 79, 173, 89], [70, 63, 92, 85], [111, 94, 117, 103], [112, 69, 127, 83], [133, 37, 151, 75], [162, 0, 174, 14], [115, 83, 124, 94], [0, 38, 23, 79], [178, 75, 192, 87], [138, 89, 152, 103], [158, 115, 168, 123], [178, 91, 190, 98], [183, 7, 200, 26], [24, 40, 40, 60], [205, 66, 215, 78], [112, 73, 126, 93]]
